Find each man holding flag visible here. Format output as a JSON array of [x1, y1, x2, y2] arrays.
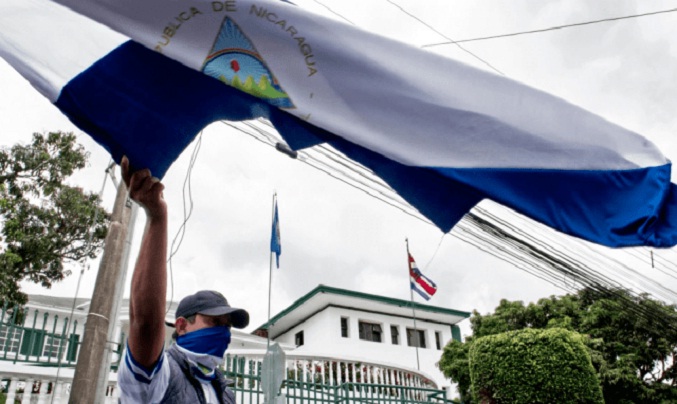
[[117, 157, 249, 403]]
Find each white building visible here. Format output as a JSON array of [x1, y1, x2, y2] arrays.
[[0, 285, 469, 402], [256, 284, 469, 393]]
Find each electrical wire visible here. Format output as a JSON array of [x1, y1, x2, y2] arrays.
[[311, 0, 355, 25], [484, 206, 677, 302], [478, 211, 677, 327], [225, 0, 677, 329], [166, 132, 203, 315], [384, 0, 505, 76], [217, 118, 677, 331], [625, 248, 677, 282], [651, 252, 677, 275], [475, 206, 677, 300], [462, 210, 677, 331], [423, 7, 677, 47], [220, 121, 429, 225], [298, 0, 677, 300], [421, 233, 447, 273]]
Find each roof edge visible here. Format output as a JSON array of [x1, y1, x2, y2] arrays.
[[254, 284, 471, 331]]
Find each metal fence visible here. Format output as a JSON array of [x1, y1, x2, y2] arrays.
[[0, 304, 455, 403], [223, 355, 456, 404], [0, 302, 122, 368], [0, 353, 454, 404]]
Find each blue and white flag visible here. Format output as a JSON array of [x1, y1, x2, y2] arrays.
[[1, 0, 677, 248], [270, 198, 281, 268]]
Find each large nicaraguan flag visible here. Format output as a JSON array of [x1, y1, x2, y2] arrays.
[[409, 253, 437, 301], [1, 0, 677, 248]]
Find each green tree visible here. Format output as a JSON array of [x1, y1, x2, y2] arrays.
[[469, 328, 603, 403], [0, 132, 109, 306], [438, 288, 677, 403], [441, 339, 473, 403]]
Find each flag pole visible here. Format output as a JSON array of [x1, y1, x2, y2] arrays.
[[267, 192, 277, 349], [406, 238, 421, 371]]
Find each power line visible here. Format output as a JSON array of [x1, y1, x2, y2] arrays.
[[384, 0, 505, 75], [490, 205, 677, 302], [218, 118, 677, 334], [423, 7, 677, 48], [652, 252, 677, 275], [464, 209, 677, 330], [166, 132, 203, 314], [221, 119, 677, 302], [235, 2, 677, 325], [311, 0, 354, 25], [369, 1, 675, 300], [221, 120, 431, 225]]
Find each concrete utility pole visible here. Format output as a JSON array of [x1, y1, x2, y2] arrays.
[[70, 178, 134, 403], [95, 195, 138, 403]]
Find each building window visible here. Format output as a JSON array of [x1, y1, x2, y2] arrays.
[[390, 325, 399, 345], [43, 335, 64, 358], [20, 329, 46, 357], [295, 331, 304, 347], [435, 331, 442, 350], [66, 333, 80, 362], [406, 328, 426, 348], [358, 321, 382, 343], [340, 317, 349, 338], [0, 327, 21, 354]]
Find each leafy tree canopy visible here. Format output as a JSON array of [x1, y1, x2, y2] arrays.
[[469, 328, 603, 404], [0, 132, 109, 307], [439, 288, 677, 403]]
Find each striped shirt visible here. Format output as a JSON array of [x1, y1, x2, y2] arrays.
[[118, 344, 220, 403]]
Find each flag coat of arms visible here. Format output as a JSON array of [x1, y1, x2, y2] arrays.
[[409, 253, 437, 301], [1, 0, 677, 248]]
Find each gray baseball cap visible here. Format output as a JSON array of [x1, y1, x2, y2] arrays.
[[172, 290, 249, 329]]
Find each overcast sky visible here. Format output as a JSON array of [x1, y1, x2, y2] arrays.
[[2, 0, 677, 338]]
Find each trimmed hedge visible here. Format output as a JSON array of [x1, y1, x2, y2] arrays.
[[468, 328, 603, 404]]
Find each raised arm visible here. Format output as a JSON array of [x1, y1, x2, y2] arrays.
[[122, 156, 168, 368]]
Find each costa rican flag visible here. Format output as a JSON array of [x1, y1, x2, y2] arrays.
[[409, 253, 437, 301]]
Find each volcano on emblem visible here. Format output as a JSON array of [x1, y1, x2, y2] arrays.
[[202, 17, 294, 108]]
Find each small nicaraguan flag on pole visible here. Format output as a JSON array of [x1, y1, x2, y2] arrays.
[[409, 253, 437, 301], [270, 198, 281, 268]]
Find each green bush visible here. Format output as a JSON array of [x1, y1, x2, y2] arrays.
[[468, 328, 603, 404]]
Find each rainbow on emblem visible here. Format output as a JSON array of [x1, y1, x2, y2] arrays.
[[202, 17, 294, 109]]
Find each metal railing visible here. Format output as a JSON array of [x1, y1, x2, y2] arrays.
[[1, 303, 79, 367], [1, 304, 455, 403], [0, 354, 454, 404], [0, 303, 125, 369], [223, 354, 457, 403]]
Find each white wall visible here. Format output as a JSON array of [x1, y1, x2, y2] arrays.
[[274, 306, 456, 391]]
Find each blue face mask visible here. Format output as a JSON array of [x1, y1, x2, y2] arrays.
[[177, 325, 231, 357]]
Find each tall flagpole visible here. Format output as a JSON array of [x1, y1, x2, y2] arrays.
[[267, 192, 277, 349], [406, 238, 421, 371]]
